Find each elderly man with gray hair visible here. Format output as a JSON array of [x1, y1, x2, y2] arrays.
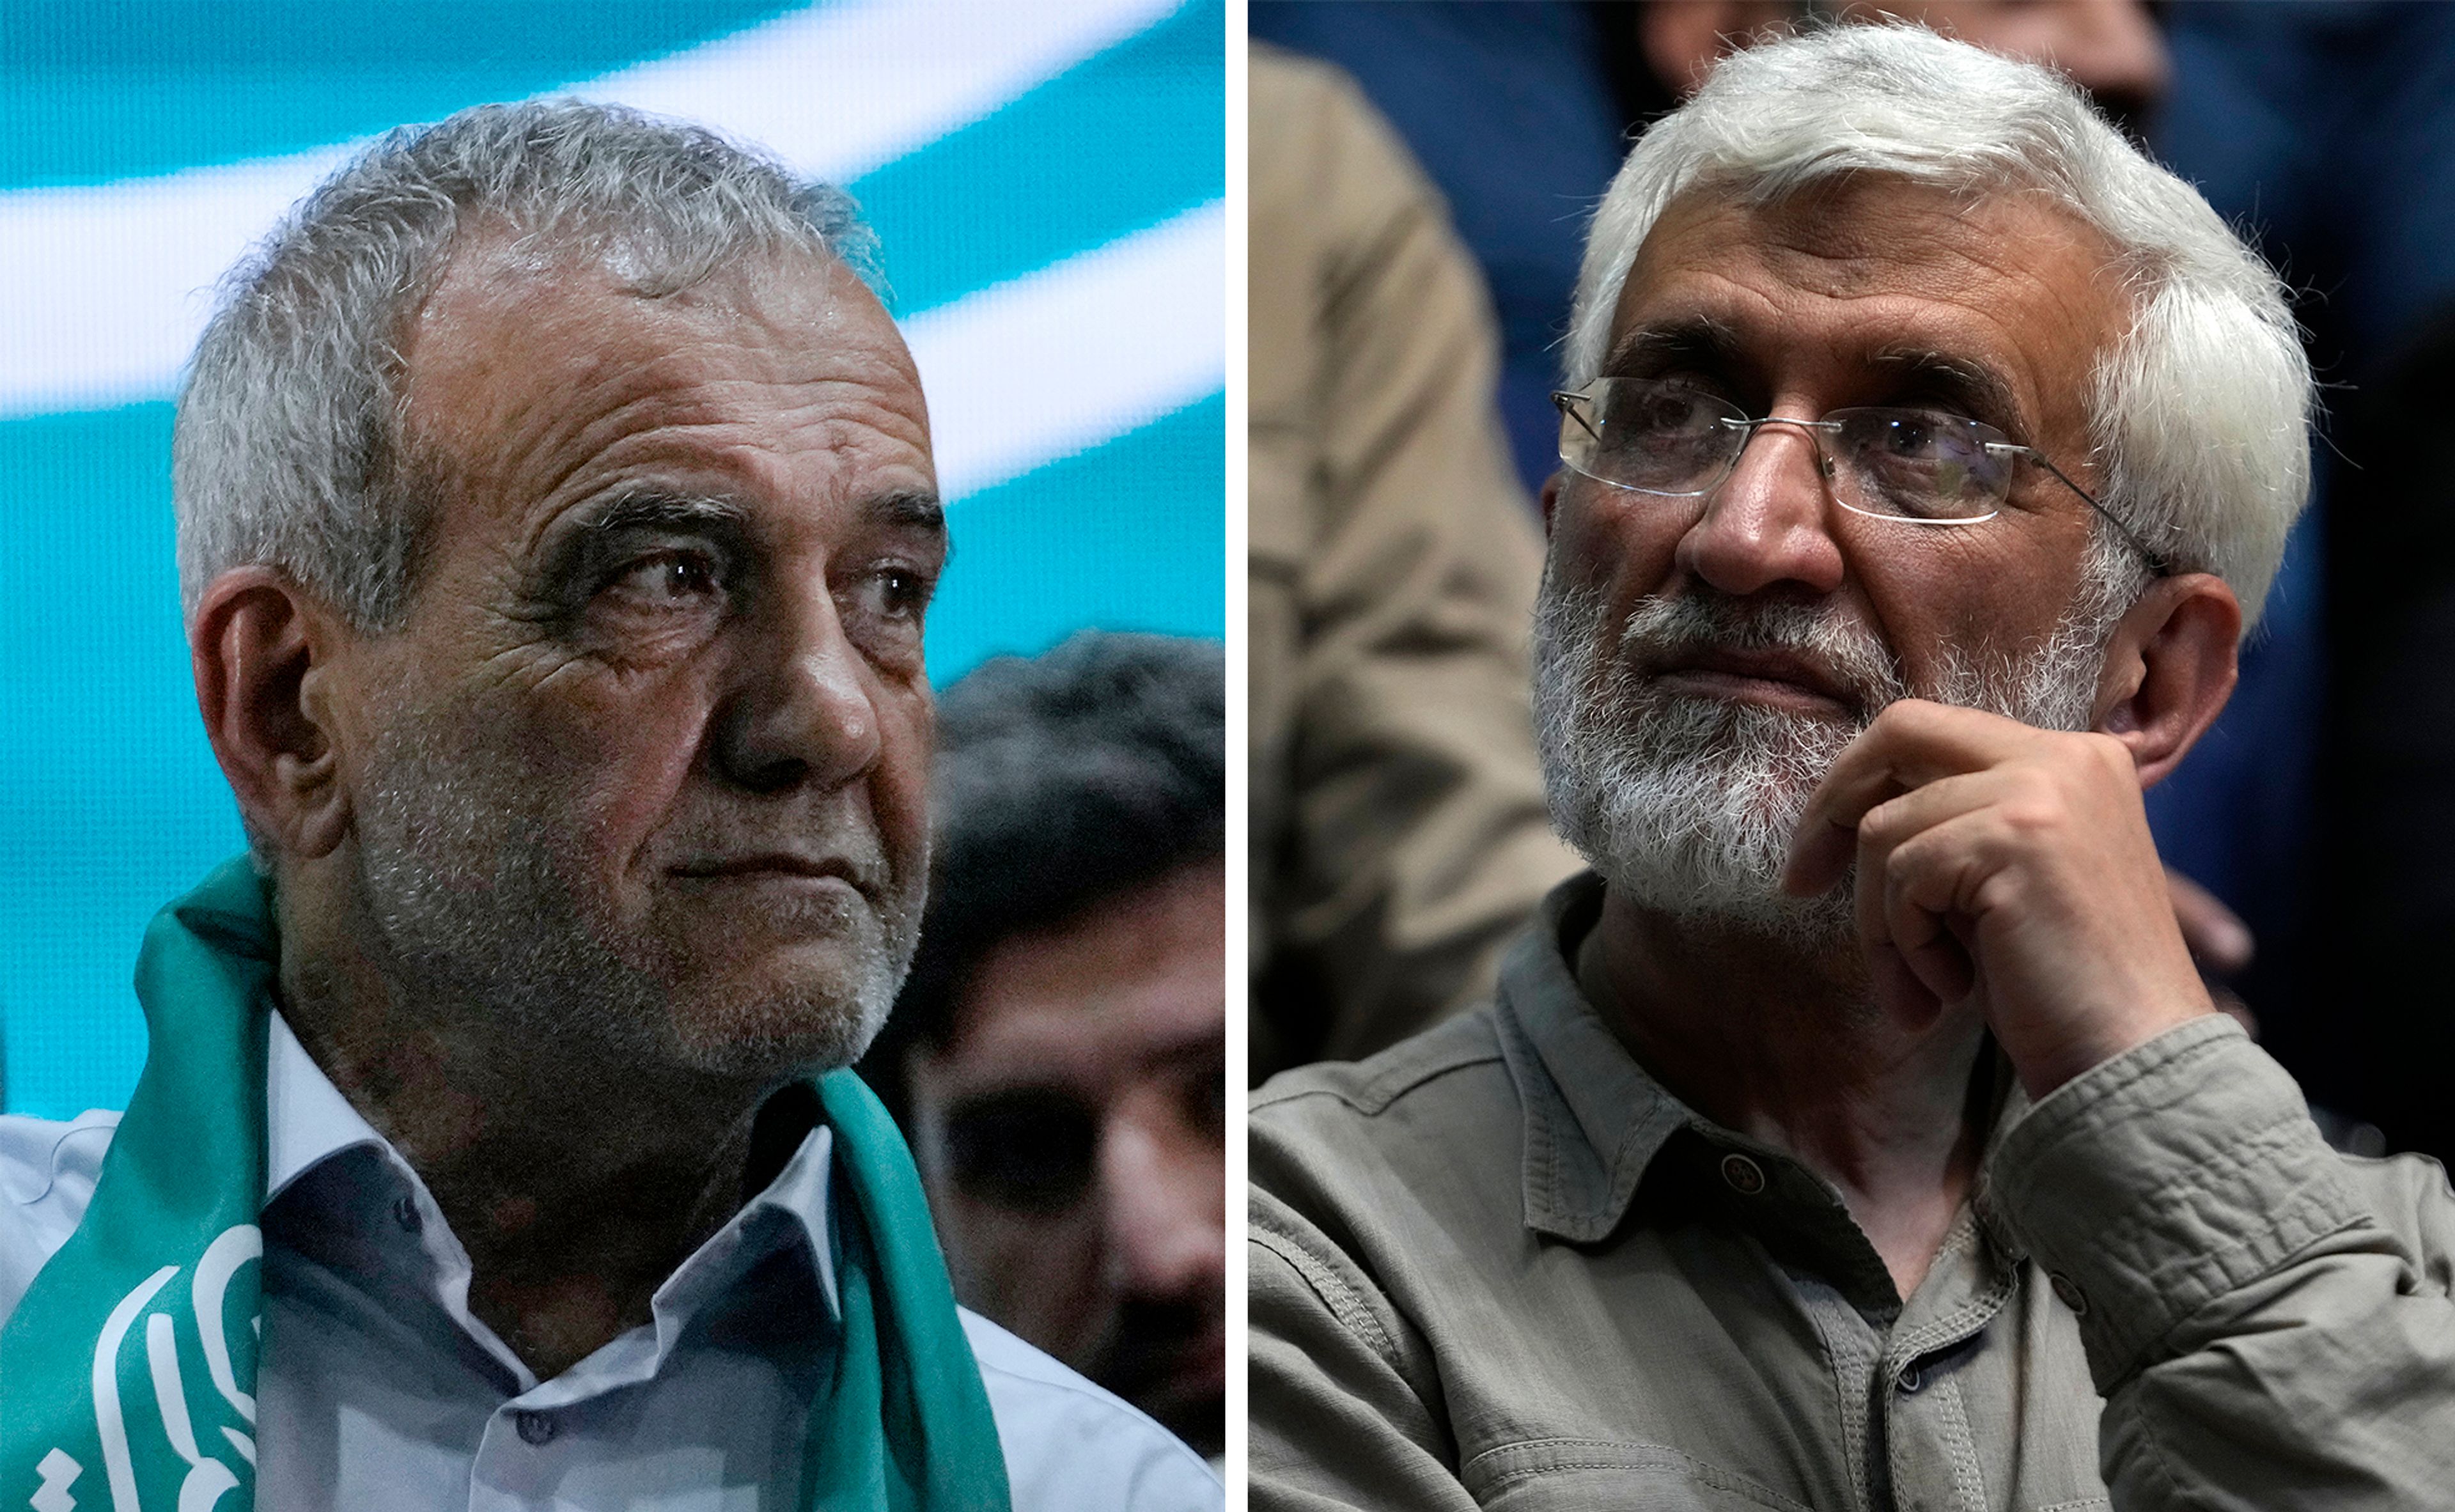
[[1251, 25, 2455, 1510], [0, 104, 1217, 1511]]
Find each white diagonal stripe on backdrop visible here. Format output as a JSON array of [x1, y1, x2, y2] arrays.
[[573, 0, 1178, 183], [0, 0, 1181, 419], [910, 199, 1225, 502]]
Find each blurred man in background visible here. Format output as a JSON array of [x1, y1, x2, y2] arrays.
[[1249, 42, 1580, 1082], [871, 633, 1226, 1460]]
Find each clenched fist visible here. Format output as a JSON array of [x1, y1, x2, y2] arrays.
[[1782, 699, 2215, 1097]]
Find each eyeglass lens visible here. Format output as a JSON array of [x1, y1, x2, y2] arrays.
[[1561, 378, 2016, 522]]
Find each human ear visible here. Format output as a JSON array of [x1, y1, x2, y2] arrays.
[[2090, 572, 2241, 789], [189, 567, 357, 861]]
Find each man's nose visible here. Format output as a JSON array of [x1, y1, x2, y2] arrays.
[[1098, 1091, 1225, 1302], [1674, 419, 1848, 599], [713, 575, 884, 793]]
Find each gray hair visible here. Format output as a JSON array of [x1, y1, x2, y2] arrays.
[[1564, 24, 2311, 627], [173, 100, 878, 630]]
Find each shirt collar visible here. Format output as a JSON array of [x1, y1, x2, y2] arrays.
[[260, 1010, 844, 1388], [263, 1007, 385, 1201], [1497, 875, 2027, 1302], [1492, 873, 1698, 1243]]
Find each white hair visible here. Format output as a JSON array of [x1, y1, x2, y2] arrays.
[[173, 100, 877, 630], [1564, 24, 2311, 627]]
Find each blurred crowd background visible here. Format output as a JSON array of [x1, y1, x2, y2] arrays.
[[1248, 0, 2455, 1164]]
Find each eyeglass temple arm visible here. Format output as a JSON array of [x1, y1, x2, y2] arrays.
[[1550, 389, 1603, 445], [1995, 444, 2172, 577]]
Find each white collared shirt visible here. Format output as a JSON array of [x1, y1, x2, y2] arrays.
[[0, 1015, 1220, 1511]]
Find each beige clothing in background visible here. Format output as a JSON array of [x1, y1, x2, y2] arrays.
[[1247, 43, 1580, 1083], [1251, 875, 2455, 1510]]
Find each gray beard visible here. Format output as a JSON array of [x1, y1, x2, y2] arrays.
[[1532, 572, 2123, 954], [348, 718, 917, 1080]]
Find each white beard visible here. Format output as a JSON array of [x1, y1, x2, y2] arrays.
[[1532, 570, 2123, 953]]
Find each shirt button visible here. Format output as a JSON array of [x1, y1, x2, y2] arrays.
[[1719, 1153, 1766, 1195], [391, 1194, 422, 1234], [515, 1409, 557, 1446], [1897, 1364, 1924, 1394], [2048, 1271, 2089, 1316]]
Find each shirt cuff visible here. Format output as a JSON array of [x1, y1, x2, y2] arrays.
[[1977, 1015, 2370, 1391]]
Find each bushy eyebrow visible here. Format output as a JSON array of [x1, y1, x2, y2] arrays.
[[862, 490, 951, 573], [533, 484, 946, 597], [1602, 316, 1747, 378], [521, 486, 750, 612], [864, 489, 945, 535], [573, 487, 752, 538], [1867, 348, 2030, 435]]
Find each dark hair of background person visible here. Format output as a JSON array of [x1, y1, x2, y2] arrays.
[[856, 632, 1226, 1125]]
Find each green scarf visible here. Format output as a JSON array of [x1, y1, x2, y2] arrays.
[[0, 858, 1012, 1512]]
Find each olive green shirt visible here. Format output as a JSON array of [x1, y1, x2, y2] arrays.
[[1251, 875, 2455, 1509]]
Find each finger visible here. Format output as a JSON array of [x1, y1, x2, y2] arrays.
[[1786, 784, 1888, 897], [1880, 831, 1979, 1006], [1861, 770, 2022, 854], [1792, 764, 2018, 906], [1825, 767, 2023, 898], [1845, 798, 1979, 1018], [1786, 701, 2044, 894], [1811, 699, 2043, 823], [1869, 807, 2016, 1006]]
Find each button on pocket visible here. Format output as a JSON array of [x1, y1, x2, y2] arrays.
[[2048, 1271, 2089, 1316]]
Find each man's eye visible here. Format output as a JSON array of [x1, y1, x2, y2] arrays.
[[602, 550, 722, 609], [840, 566, 932, 640], [941, 1087, 1096, 1213], [862, 567, 929, 619]]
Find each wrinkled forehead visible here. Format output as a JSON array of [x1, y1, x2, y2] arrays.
[[406, 231, 914, 402], [394, 235, 928, 508], [1608, 178, 2128, 428]]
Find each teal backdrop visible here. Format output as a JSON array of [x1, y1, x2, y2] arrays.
[[0, 0, 1226, 1117]]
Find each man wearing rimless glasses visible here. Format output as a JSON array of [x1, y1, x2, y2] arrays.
[[1251, 24, 2455, 1511]]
